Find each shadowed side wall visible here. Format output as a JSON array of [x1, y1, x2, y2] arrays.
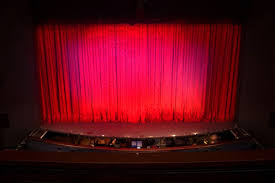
[[238, 0, 275, 147], [0, 0, 40, 147]]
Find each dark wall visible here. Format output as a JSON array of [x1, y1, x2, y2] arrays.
[[31, 0, 250, 24], [0, 0, 40, 147], [238, 0, 275, 147]]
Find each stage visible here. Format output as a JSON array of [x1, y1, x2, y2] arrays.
[[41, 122, 236, 138], [19, 122, 261, 152], [30, 22, 245, 152]]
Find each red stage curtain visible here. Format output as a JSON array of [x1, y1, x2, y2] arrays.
[[35, 24, 241, 123]]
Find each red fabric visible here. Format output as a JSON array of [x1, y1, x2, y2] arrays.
[[35, 24, 241, 123]]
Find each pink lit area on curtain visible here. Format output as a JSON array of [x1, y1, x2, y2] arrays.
[[35, 24, 241, 123]]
